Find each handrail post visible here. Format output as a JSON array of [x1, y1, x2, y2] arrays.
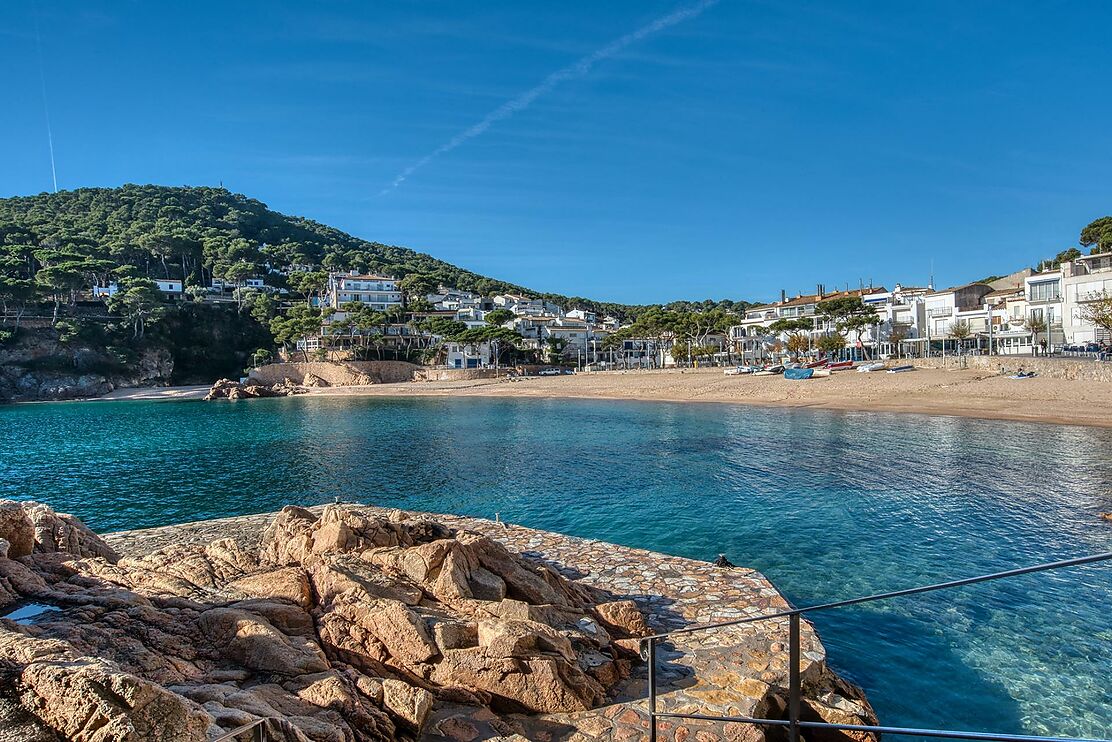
[[789, 613, 801, 742], [648, 637, 658, 742], [252, 721, 265, 742]]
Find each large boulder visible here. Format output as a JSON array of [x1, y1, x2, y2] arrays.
[[0, 500, 117, 561]]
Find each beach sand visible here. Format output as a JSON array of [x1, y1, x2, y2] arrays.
[[305, 367, 1112, 428], [83, 368, 1112, 428]]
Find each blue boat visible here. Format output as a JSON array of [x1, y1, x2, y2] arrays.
[[783, 367, 814, 380]]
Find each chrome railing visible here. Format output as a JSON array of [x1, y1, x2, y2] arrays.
[[642, 552, 1112, 742]]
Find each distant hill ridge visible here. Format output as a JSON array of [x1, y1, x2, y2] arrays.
[[0, 184, 747, 319]]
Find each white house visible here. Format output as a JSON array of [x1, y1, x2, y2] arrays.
[[1023, 270, 1064, 351], [92, 283, 119, 298], [445, 341, 491, 369], [1062, 252, 1112, 344], [154, 279, 183, 295], [542, 318, 608, 362], [329, 272, 403, 312]]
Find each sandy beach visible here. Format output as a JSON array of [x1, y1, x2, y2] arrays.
[[80, 367, 1112, 428], [305, 366, 1112, 428]]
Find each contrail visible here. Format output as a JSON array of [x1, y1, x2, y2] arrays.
[[380, 0, 719, 195], [32, 1, 58, 193]]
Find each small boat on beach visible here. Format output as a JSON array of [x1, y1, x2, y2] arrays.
[[754, 364, 784, 376], [886, 365, 915, 374], [784, 367, 814, 380], [856, 362, 886, 373], [804, 359, 828, 369], [811, 368, 832, 377], [824, 360, 854, 371]]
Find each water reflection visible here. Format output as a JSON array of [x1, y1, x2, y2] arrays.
[[1, 396, 1111, 736]]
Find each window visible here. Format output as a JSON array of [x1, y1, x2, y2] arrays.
[[1028, 280, 1060, 303]]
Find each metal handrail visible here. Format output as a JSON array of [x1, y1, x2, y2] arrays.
[[211, 718, 269, 742], [642, 551, 1112, 742]]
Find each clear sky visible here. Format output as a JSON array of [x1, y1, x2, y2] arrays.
[[2, 1, 1109, 304]]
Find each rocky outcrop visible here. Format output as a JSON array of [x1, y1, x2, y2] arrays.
[[204, 377, 309, 400], [0, 501, 117, 561], [0, 330, 174, 402], [0, 502, 644, 740]]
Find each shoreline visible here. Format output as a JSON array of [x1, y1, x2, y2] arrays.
[[299, 367, 1112, 429], [21, 367, 1112, 429]]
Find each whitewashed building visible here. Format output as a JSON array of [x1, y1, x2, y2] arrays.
[[1062, 252, 1112, 344], [328, 272, 403, 312]]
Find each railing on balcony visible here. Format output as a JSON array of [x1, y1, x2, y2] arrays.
[[641, 551, 1112, 742]]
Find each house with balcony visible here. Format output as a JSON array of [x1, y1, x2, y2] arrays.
[[728, 285, 889, 360], [328, 272, 404, 312], [1062, 252, 1112, 344], [923, 282, 992, 338], [1023, 270, 1064, 351], [542, 318, 609, 362]]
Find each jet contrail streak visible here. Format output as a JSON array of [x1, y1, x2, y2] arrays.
[[32, 1, 58, 193], [380, 0, 719, 195]]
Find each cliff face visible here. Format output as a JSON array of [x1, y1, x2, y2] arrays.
[[0, 329, 173, 402]]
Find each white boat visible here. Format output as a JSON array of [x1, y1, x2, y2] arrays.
[[856, 362, 886, 373], [886, 365, 915, 374], [811, 368, 832, 378]]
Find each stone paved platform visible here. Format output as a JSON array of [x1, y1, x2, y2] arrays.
[[106, 506, 867, 742]]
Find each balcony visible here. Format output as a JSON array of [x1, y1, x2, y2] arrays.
[[927, 307, 953, 318]]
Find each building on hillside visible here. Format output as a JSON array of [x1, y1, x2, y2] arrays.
[[455, 307, 489, 329], [328, 272, 403, 311], [566, 309, 597, 324], [511, 315, 560, 342], [494, 294, 563, 317], [92, 283, 119, 298], [1062, 252, 1112, 345], [154, 279, 183, 295], [427, 289, 492, 312]]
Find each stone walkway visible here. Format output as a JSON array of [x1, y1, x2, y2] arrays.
[[106, 506, 861, 742]]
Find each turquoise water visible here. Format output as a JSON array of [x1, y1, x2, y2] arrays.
[[2, 396, 1111, 736]]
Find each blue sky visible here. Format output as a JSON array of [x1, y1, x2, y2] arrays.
[[2, 1, 1109, 304]]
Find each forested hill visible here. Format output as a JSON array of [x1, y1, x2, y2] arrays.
[[0, 184, 749, 320], [0, 184, 533, 300]]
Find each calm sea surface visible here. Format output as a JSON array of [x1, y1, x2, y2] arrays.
[[2, 396, 1111, 736]]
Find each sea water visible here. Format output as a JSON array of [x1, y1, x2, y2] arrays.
[[2, 395, 1110, 736]]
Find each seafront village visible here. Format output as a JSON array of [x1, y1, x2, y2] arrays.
[[222, 252, 1112, 373]]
